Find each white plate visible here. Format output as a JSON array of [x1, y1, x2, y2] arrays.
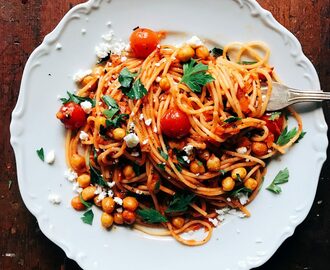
[[10, 0, 328, 269]]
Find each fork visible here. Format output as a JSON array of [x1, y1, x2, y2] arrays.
[[262, 82, 330, 111]]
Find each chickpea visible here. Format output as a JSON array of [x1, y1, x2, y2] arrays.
[[123, 165, 136, 179], [172, 217, 185, 229], [251, 142, 268, 156], [81, 75, 94, 86], [71, 154, 86, 171], [122, 210, 136, 225], [71, 196, 85, 211], [177, 45, 195, 62], [231, 167, 247, 181], [101, 212, 114, 229], [113, 212, 124, 225], [159, 77, 170, 91], [222, 176, 235, 191], [77, 174, 91, 188], [81, 186, 96, 201], [93, 195, 102, 207], [113, 128, 126, 141], [195, 45, 210, 59], [244, 178, 258, 191], [102, 197, 115, 214], [123, 197, 139, 211], [206, 154, 221, 172], [96, 116, 106, 127], [198, 149, 210, 161], [190, 160, 205, 174]]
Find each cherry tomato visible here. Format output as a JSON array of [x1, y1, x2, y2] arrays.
[[160, 108, 191, 138], [262, 113, 284, 139], [56, 102, 87, 129], [130, 28, 159, 58]]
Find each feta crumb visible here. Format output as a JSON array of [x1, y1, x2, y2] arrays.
[[116, 207, 123, 213], [139, 114, 144, 120], [121, 56, 127, 62], [245, 158, 250, 162], [73, 69, 92, 83], [96, 191, 107, 202], [226, 197, 231, 202], [267, 149, 272, 153], [183, 144, 194, 156], [236, 147, 247, 155], [81, 28, 87, 35], [182, 156, 190, 164], [107, 181, 115, 188], [153, 127, 158, 133], [45, 150, 55, 164], [72, 182, 83, 193], [131, 152, 140, 157], [95, 42, 111, 58], [136, 190, 143, 195], [48, 193, 61, 204], [94, 185, 102, 195], [114, 197, 123, 205], [124, 133, 140, 148], [208, 218, 219, 227], [237, 193, 249, 205], [156, 44, 161, 49], [80, 100, 93, 114], [155, 62, 161, 67], [108, 190, 114, 197], [186, 36, 203, 48], [145, 119, 152, 126], [142, 139, 149, 145], [156, 76, 161, 83], [55, 43, 62, 50], [79, 131, 89, 141], [64, 169, 78, 182], [102, 30, 114, 41]]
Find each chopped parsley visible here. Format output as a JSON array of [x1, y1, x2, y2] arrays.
[[238, 61, 258, 65], [165, 192, 195, 213], [60, 91, 95, 106], [81, 209, 94, 225], [296, 131, 306, 143], [157, 163, 166, 171], [118, 68, 147, 100], [36, 148, 44, 161], [276, 127, 297, 146], [229, 186, 252, 197], [266, 168, 289, 194], [219, 169, 227, 175], [90, 166, 108, 187], [174, 163, 182, 172], [105, 113, 129, 128], [224, 116, 242, 123], [119, 68, 136, 89], [79, 193, 93, 208], [269, 112, 281, 121], [181, 59, 214, 93], [158, 148, 168, 161], [137, 208, 168, 223], [210, 47, 223, 58]]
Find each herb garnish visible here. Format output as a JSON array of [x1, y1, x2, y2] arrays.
[[181, 59, 214, 93], [219, 169, 227, 175], [36, 148, 45, 161], [238, 61, 258, 65], [296, 131, 306, 143], [79, 193, 93, 208], [269, 112, 281, 121], [106, 113, 129, 128], [165, 192, 195, 213], [266, 168, 289, 194], [158, 148, 169, 161], [224, 116, 242, 123], [90, 166, 108, 187], [229, 186, 252, 197], [157, 163, 166, 170], [137, 208, 168, 223], [97, 52, 111, 64], [81, 209, 94, 225], [102, 95, 119, 119], [118, 68, 147, 100], [210, 47, 223, 58], [174, 163, 182, 172], [60, 91, 95, 106], [276, 127, 297, 146]]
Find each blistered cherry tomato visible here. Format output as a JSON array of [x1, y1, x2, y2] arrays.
[[56, 102, 87, 129], [130, 28, 159, 58], [160, 108, 191, 139], [262, 113, 284, 139]]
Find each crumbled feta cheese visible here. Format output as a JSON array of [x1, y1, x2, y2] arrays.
[[102, 30, 114, 41], [142, 139, 149, 145], [95, 42, 111, 58], [145, 119, 152, 126], [79, 131, 89, 141], [139, 114, 144, 120], [107, 181, 115, 188], [48, 193, 61, 204], [237, 193, 249, 205], [156, 44, 161, 49], [131, 152, 140, 157], [94, 185, 103, 195], [236, 147, 247, 155], [208, 218, 219, 227], [153, 127, 158, 133], [80, 100, 93, 114], [64, 169, 78, 182], [156, 76, 161, 83], [55, 43, 62, 50], [128, 122, 135, 130], [116, 207, 123, 213], [226, 197, 232, 202], [136, 190, 143, 195], [216, 207, 247, 221], [245, 158, 250, 162], [73, 69, 92, 83], [72, 182, 82, 193], [267, 149, 272, 153], [81, 28, 87, 35], [183, 144, 194, 156], [45, 150, 55, 164], [124, 133, 140, 148], [182, 156, 190, 163], [96, 191, 107, 202], [228, 209, 246, 218], [155, 62, 161, 67], [108, 190, 114, 197], [114, 197, 123, 205], [186, 36, 203, 48], [121, 56, 127, 62]]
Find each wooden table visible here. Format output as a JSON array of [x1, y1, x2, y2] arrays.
[[1, 0, 329, 269]]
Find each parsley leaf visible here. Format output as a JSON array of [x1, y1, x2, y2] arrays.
[[97, 52, 111, 64], [296, 131, 306, 143], [174, 163, 182, 172], [181, 59, 214, 93], [60, 91, 95, 106], [118, 68, 147, 100], [211, 47, 223, 58], [102, 95, 118, 109], [276, 127, 297, 146], [266, 168, 289, 194], [224, 116, 242, 123], [157, 163, 166, 170], [79, 193, 93, 208], [238, 61, 258, 65], [269, 112, 281, 121], [133, 163, 141, 176], [127, 79, 148, 100], [219, 169, 227, 175], [165, 192, 195, 213], [119, 68, 136, 89], [36, 148, 44, 161], [106, 113, 129, 128], [158, 147, 169, 161], [137, 208, 168, 223], [229, 186, 252, 197], [81, 209, 94, 225], [90, 166, 108, 187]]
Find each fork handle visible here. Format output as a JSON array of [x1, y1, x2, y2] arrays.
[[288, 89, 330, 103]]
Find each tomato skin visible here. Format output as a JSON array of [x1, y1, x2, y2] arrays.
[[262, 113, 284, 139], [56, 102, 87, 129], [160, 108, 191, 139], [130, 28, 159, 58]]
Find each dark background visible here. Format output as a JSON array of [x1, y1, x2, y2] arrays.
[[0, 0, 329, 269]]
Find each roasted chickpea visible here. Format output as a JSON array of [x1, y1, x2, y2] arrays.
[[71, 154, 86, 171], [244, 178, 258, 191], [71, 196, 85, 211], [231, 167, 247, 180], [95, 116, 106, 127], [172, 217, 185, 229], [251, 142, 268, 156], [177, 45, 195, 62], [81, 75, 94, 86], [101, 212, 114, 229], [123, 196, 139, 211], [206, 154, 221, 172], [159, 77, 171, 91], [113, 128, 126, 141], [77, 174, 91, 188], [113, 212, 124, 225], [222, 176, 235, 191], [81, 186, 96, 201], [123, 165, 136, 179], [93, 195, 102, 207], [195, 45, 210, 59], [122, 210, 136, 225], [190, 160, 205, 174], [102, 197, 115, 214]]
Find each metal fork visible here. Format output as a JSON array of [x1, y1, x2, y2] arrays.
[[262, 82, 330, 111]]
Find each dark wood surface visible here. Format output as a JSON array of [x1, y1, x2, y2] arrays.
[[1, 0, 329, 269]]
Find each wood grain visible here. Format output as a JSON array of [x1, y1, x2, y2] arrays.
[[0, 1, 328, 269]]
